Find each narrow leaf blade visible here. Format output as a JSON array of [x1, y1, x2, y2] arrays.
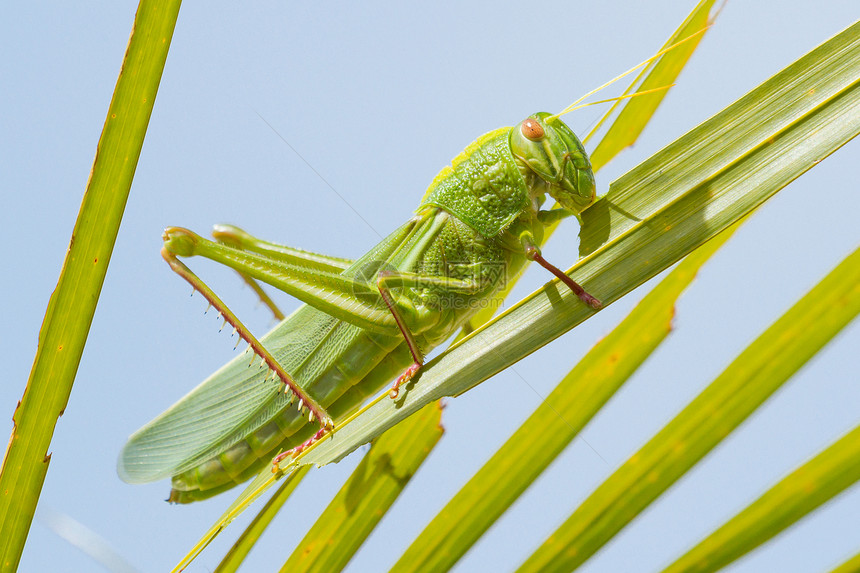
[[0, 1, 180, 569]]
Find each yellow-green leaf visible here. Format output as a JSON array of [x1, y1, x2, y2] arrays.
[[0, 2, 180, 570]]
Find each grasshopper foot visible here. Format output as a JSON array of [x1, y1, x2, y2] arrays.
[[271, 427, 330, 471], [580, 291, 602, 310], [389, 363, 421, 399]]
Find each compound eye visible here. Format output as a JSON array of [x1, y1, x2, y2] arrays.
[[520, 118, 545, 141]]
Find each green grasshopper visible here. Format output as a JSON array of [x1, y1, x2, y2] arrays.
[[115, 28, 694, 502], [117, 111, 601, 502]]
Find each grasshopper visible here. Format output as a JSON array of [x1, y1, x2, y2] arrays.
[[118, 112, 600, 502]]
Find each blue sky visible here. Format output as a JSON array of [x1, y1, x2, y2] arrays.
[[3, 2, 859, 571]]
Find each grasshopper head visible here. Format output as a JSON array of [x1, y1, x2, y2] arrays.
[[509, 112, 595, 213]]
